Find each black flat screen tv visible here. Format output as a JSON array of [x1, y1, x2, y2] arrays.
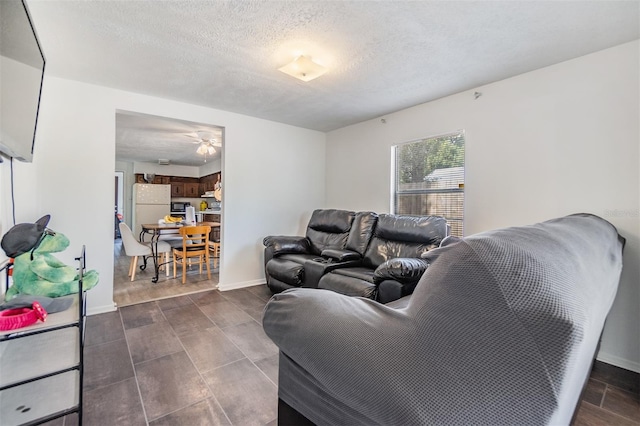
[[0, 0, 45, 162]]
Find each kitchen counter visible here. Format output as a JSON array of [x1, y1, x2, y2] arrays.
[[195, 210, 221, 223]]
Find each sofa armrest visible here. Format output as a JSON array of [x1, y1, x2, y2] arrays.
[[373, 257, 429, 284], [263, 235, 311, 256], [320, 248, 361, 262]]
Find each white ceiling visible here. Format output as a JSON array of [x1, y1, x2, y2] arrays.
[[24, 0, 640, 166], [115, 111, 223, 167]]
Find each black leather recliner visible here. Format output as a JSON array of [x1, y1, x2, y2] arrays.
[[263, 209, 363, 293], [318, 214, 448, 302], [264, 209, 448, 303]]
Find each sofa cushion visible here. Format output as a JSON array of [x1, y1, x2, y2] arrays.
[[329, 266, 375, 283], [363, 215, 447, 269], [318, 272, 377, 299], [306, 209, 355, 255]]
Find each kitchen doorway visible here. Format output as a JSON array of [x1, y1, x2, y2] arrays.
[[113, 110, 223, 307]]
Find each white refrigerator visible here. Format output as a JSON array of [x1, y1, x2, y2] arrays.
[[132, 184, 171, 238]]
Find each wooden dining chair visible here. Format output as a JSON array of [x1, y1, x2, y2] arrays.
[[200, 221, 221, 269], [172, 225, 211, 284], [209, 240, 221, 268]]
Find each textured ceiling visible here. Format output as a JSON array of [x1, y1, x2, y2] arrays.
[[22, 0, 640, 166], [115, 112, 223, 167]]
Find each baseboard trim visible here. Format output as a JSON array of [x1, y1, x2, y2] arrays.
[[218, 279, 266, 291], [87, 302, 117, 316], [597, 351, 640, 373]]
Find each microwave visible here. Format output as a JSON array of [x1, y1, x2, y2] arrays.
[[171, 202, 190, 212]]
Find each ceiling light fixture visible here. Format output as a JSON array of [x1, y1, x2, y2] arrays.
[[193, 130, 222, 163], [278, 55, 327, 82], [196, 141, 216, 163]]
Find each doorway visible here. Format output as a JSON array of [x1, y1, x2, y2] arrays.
[[113, 111, 224, 307]]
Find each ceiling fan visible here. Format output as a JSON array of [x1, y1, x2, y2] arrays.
[[188, 130, 222, 162]]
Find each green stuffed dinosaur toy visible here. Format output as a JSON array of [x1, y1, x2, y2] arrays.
[[2, 215, 99, 301]]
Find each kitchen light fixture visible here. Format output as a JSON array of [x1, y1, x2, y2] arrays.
[[193, 130, 222, 163], [196, 141, 216, 163], [278, 55, 327, 82]]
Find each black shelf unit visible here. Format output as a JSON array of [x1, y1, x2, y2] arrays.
[[0, 247, 86, 425]]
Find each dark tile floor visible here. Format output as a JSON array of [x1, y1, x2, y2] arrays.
[[64, 285, 277, 426], [575, 362, 640, 425], [50, 285, 638, 426]]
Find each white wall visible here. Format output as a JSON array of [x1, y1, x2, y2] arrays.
[[326, 41, 640, 372], [1, 76, 325, 314], [199, 158, 222, 177]]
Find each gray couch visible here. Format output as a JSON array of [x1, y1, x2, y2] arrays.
[[263, 213, 625, 425]]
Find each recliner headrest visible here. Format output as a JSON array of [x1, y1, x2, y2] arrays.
[[307, 209, 355, 233], [375, 214, 447, 245]]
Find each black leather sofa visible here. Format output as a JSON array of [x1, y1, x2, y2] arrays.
[[263, 209, 448, 302]]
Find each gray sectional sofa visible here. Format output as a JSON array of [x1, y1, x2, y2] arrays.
[[263, 213, 625, 425]]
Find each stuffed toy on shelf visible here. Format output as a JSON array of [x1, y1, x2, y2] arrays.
[[1, 215, 99, 301]]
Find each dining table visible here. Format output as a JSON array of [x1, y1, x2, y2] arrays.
[[140, 222, 221, 283]]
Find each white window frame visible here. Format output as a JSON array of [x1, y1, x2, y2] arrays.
[[391, 131, 465, 236]]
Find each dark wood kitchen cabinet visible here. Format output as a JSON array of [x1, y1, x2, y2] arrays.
[[184, 183, 200, 197], [170, 177, 200, 197], [135, 173, 219, 198], [200, 173, 220, 193], [170, 182, 185, 197], [135, 174, 170, 184]]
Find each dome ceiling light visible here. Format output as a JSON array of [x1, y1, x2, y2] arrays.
[[278, 55, 327, 82]]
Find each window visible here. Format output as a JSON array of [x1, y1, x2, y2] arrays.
[[392, 131, 465, 237]]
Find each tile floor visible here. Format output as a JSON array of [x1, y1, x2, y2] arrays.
[[53, 285, 277, 426], [113, 238, 219, 307], [575, 362, 640, 425]]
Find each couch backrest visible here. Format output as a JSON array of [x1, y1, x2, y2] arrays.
[[306, 209, 355, 255], [345, 211, 378, 255], [362, 214, 448, 269]]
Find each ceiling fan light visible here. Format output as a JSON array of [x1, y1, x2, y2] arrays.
[[207, 145, 216, 155], [196, 143, 209, 155]]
